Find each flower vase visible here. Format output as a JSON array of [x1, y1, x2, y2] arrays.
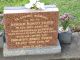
[[58, 27, 72, 44], [0, 30, 4, 48]]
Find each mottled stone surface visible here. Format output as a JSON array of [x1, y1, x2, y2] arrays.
[[0, 32, 80, 60]]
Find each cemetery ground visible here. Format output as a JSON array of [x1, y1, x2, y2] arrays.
[[0, 0, 80, 60]]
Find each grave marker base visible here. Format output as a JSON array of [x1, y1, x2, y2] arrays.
[[3, 40, 61, 57]]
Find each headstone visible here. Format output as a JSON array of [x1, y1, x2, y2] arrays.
[[3, 5, 61, 57]]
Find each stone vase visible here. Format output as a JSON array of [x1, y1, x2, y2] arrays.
[[58, 27, 72, 44], [0, 31, 3, 48]]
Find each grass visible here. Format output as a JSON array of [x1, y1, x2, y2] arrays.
[[0, 0, 80, 29]]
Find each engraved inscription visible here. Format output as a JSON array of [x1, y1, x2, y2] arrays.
[[4, 12, 58, 48]]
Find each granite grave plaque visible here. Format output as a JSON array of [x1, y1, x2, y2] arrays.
[[3, 5, 61, 56], [4, 9, 58, 49]]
